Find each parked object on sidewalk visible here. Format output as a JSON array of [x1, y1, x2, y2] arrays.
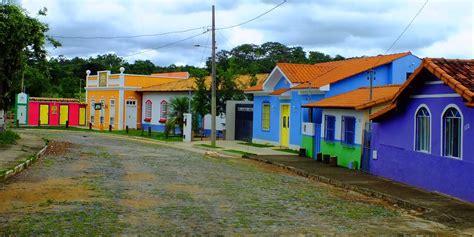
[[16, 93, 87, 127], [303, 85, 402, 171], [316, 152, 323, 162], [245, 52, 420, 155], [323, 154, 330, 164], [329, 156, 338, 167], [370, 58, 474, 203]]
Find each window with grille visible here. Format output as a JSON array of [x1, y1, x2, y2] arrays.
[[262, 103, 270, 130], [443, 107, 462, 158], [159, 100, 168, 123], [90, 100, 95, 123], [415, 106, 430, 152], [109, 99, 115, 127], [145, 100, 152, 120], [324, 115, 336, 141], [341, 116, 356, 145]]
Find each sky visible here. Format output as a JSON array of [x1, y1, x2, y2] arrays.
[[21, 0, 474, 67]]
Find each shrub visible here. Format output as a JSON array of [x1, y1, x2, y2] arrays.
[[0, 130, 20, 145]]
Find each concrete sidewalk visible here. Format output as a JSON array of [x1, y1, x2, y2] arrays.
[[0, 131, 45, 171], [246, 154, 474, 232], [192, 140, 291, 156]]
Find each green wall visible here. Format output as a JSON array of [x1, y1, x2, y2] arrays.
[[301, 135, 314, 158], [321, 140, 361, 169]]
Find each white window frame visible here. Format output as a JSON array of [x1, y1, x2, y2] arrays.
[[440, 104, 463, 160], [145, 100, 152, 120], [90, 99, 95, 123], [413, 104, 431, 153], [109, 99, 115, 127]]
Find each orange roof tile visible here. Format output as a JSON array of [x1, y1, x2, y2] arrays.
[[276, 63, 337, 83], [295, 52, 411, 89], [140, 74, 268, 92], [370, 58, 474, 120], [269, 88, 291, 95], [303, 85, 401, 110]]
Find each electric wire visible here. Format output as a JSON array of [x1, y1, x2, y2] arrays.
[[123, 30, 209, 58], [51, 26, 209, 39]]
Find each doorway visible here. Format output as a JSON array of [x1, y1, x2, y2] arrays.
[[125, 100, 137, 129], [280, 104, 290, 147]]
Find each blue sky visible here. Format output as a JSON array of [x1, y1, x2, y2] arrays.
[[21, 0, 473, 66]]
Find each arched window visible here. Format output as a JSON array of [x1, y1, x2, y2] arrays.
[[145, 100, 152, 120], [159, 100, 168, 123], [415, 106, 430, 152], [442, 106, 462, 158]]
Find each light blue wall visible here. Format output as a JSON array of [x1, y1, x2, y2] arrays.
[[251, 54, 421, 148], [274, 76, 290, 90], [391, 54, 421, 84]]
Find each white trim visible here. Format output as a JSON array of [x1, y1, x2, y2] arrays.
[[425, 81, 444, 85], [118, 90, 124, 129], [262, 66, 294, 91], [410, 93, 460, 99], [413, 104, 432, 154], [85, 86, 140, 91], [440, 104, 463, 160]]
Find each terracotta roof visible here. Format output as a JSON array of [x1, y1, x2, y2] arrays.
[[140, 74, 268, 92], [303, 85, 401, 110], [276, 63, 337, 83], [30, 97, 80, 103], [269, 88, 291, 95], [295, 52, 412, 89], [370, 58, 474, 120]]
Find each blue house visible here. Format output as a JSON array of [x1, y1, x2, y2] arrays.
[[370, 58, 474, 203], [245, 52, 420, 155]]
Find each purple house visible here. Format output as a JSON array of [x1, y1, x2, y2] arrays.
[[370, 58, 474, 203]]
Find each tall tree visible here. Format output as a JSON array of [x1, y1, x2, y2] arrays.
[[0, 5, 60, 111]]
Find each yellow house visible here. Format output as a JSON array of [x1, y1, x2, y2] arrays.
[[85, 67, 187, 130]]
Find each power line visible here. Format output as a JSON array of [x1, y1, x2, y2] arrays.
[[198, 31, 211, 67], [382, 0, 429, 56], [123, 30, 209, 58], [51, 26, 208, 39], [216, 0, 287, 30]]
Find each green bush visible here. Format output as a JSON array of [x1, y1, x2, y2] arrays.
[[0, 130, 20, 145]]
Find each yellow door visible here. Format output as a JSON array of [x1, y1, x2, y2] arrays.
[[60, 105, 69, 125], [79, 107, 86, 126], [40, 104, 49, 125], [280, 104, 290, 147]]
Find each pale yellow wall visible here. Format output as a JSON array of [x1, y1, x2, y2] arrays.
[[124, 75, 181, 87]]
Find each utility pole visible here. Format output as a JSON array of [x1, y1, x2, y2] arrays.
[[367, 69, 375, 115], [210, 5, 217, 147]]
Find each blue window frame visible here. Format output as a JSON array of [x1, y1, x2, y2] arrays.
[[341, 116, 356, 145], [324, 115, 335, 141]]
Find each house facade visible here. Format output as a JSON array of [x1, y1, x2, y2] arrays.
[[139, 74, 266, 136], [246, 52, 420, 153], [84, 68, 187, 130], [370, 58, 474, 202], [303, 85, 401, 169]]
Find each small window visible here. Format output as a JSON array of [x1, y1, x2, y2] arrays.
[[415, 106, 430, 152], [145, 100, 152, 120], [341, 116, 356, 145], [443, 107, 462, 158], [324, 115, 335, 141], [159, 100, 168, 123], [262, 103, 270, 130], [109, 99, 115, 127], [90, 100, 95, 123]]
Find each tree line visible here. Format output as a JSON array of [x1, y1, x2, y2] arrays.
[[0, 4, 345, 113]]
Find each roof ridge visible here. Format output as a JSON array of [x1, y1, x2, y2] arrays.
[[358, 84, 402, 89]]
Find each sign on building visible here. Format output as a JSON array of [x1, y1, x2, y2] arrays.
[[98, 71, 108, 87]]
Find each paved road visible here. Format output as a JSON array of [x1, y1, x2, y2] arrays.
[[0, 130, 461, 235]]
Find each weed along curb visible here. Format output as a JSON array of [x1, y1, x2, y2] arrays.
[[1, 144, 48, 181], [242, 155, 430, 213]]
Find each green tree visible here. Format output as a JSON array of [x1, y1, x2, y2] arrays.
[[191, 69, 210, 133], [168, 96, 190, 136], [0, 5, 60, 112]]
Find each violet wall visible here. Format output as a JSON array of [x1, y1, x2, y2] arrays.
[[371, 76, 474, 203]]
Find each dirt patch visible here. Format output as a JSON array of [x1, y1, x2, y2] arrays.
[[0, 178, 94, 213], [124, 172, 156, 182], [44, 141, 74, 156]]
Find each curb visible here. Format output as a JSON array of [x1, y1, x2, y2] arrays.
[[0, 144, 48, 181], [243, 155, 429, 213]]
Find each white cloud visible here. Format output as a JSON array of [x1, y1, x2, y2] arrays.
[[20, 0, 474, 65]]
